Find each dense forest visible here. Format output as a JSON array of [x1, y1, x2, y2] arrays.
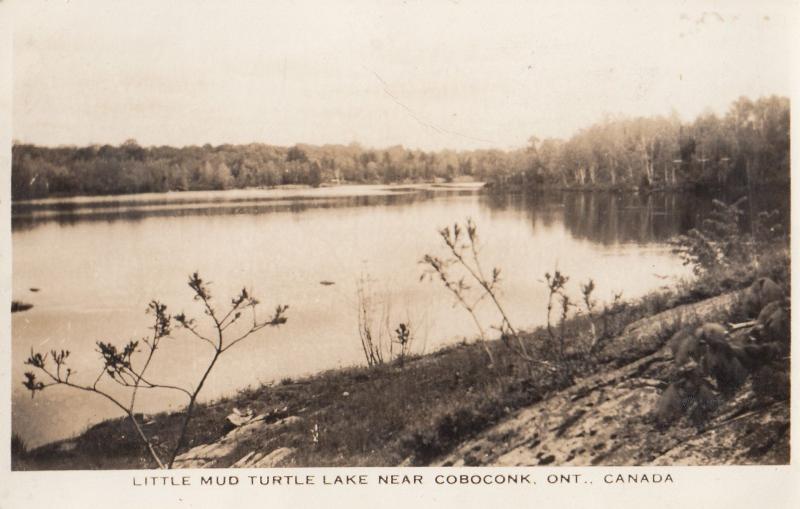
[[11, 95, 789, 200]]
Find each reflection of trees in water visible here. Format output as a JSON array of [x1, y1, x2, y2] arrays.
[[13, 187, 789, 240], [481, 190, 789, 245], [11, 190, 467, 232], [482, 192, 563, 231]]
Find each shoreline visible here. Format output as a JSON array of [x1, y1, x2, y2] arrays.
[[13, 245, 789, 469], [11, 179, 485, 206], [13, 178, 791, 206]]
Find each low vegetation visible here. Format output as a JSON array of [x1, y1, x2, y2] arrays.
[[655, 198, 790, 428]]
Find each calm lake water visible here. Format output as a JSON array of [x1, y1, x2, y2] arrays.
[[13, 184, 731, 446]]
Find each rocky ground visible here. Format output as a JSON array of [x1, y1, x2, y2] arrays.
[[436, 355, 788, 467]]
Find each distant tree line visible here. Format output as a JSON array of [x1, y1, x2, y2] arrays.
[[496, 95, 789, 191], [11, 95, 789, 200]]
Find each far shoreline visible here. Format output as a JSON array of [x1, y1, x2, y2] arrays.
[[11, 179, 486, 206]]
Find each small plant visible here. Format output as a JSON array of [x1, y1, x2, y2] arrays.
[[672, 198, 750, 276], [356, 271, 420, 368], [753, 209, 785, 245], [656, 324, 743, 427], [393, 322, 414, 366], [579, 279, 596, 334], [542, 272, 623, 378], [544, 270, 572, 369], [356, 271, 389, 367], [672, 198, 786, 278], [22, 272, 288, 469], [421, 218, 554, 373], [580, 279, 626, 350]]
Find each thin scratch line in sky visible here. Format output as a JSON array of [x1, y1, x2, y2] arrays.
[[363, 66, 497, 146]]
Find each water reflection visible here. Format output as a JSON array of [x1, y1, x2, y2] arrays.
[[482, 189, 789, 245], [11, 188, 470, 231]]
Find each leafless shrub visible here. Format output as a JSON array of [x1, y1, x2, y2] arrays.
[[421, 218, 555, 374], [356, 271, 389, 367], [580, 279, 626, 351], [356, 271, 419, 368], [22, 272, 288, 469], [543, 270, 608, 379], [544, 270, 573, 370]]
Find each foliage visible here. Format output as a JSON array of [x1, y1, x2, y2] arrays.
[[672, 197, 750, 275], [490, 95, 789, 190], [672, 197, 786, 279], [21, 272, 288, 469], [659, 197, 790, 427], [656, 314, 789, 428], [11, 95, 789, 199]]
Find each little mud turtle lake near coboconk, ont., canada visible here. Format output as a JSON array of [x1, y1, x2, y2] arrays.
[[7, 0, 792, 474]]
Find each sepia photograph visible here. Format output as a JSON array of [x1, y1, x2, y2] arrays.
[[2, 0, 794, 484]]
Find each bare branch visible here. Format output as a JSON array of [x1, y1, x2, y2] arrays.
[[22, 271, 288, 470]]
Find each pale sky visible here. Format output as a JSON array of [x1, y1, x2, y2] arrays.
[[11, 0, 797, 151]]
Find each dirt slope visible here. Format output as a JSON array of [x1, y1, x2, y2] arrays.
[[435, 292, 789, 466]]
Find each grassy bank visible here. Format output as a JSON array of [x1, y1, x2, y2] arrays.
[[13, 244, 788, 470]]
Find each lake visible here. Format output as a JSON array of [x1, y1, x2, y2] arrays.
[[12, 184, 716, 447]]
